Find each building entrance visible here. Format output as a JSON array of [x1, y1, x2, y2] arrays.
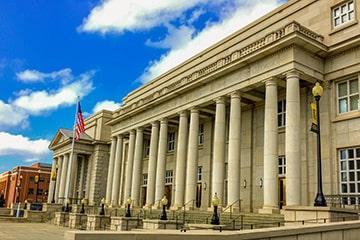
[[196, 183, 202, 208], [141, 186, 147, 207], [279, 178, 286, 209], [164, 185, 172, 209]]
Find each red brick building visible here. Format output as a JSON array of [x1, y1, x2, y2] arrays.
[[0, 162, 51, 208]]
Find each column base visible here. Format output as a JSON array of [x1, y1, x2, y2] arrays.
[[258, 206, 280, 214]]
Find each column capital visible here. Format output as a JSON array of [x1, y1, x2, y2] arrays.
[[151, 121, 159, 127], [160, 118, 168, 124], [137, 127, 144, 132], [116, 134, 123, 140], [264, 79, 278, 87], [190, 108, 199, 114], [284, 70, 300, 79], [229, 91, 241, 99], [129, 129, 136, 136], [178, 110, 188, 117], [214, 96, 226, 104]]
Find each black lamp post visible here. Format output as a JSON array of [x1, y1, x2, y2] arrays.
[[34, 170, 40, 203], [125, 197, 132, 217], [312, 82, 327, 207], [51, 166, 57, 203], [160, 195, 168, 220], [99, 198, 105, 216], [80, 198, 85, 214], [16, 175, 23, 203], [64, 198, 70, 212], [210, 193, 220, 225]]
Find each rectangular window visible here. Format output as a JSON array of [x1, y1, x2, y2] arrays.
[[197, 166, 203, 182], [337, 79, 359, 114], [278, 156, 286, 177], [167, 132, 176, 152], [28, 188, 34, 195], [278, 100, 286, 128], [165, 170, 173, 184], [199, 124, 205, 145], [339, 147, 360, 205], [332, 1, 355, 28], [37, 189, 43, 195], [29, 176, 34, 183], [142, 174, 148, 186], [144, 139, 150, 158]]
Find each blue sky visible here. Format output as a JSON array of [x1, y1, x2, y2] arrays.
[[0, 0, 285, 172]]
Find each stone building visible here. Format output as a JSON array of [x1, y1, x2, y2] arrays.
[[49, 0, 360, 214]]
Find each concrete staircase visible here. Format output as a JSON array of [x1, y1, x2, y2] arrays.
[[103, 207, 284, 230]]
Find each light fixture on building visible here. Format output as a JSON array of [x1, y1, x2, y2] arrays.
[[203, 182, 207, 191], [243, 179, 247, 188], [259, 178, 263, 188]]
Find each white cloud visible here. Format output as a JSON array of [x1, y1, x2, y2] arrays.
[[140, 0, 282, 82], [13, 70, 95, 115], [0, 132, 50, 158], [16, 68, 73, 84], [93, 100, 120, 113], [24, 158, 39, 163], [0, 100, 28, 129], [80, 0, 209, 34]]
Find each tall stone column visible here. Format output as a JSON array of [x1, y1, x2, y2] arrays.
[[286, 71, 301, 206], [146, 122, 159, 207], [54, 156, 63, 203], [124, 130, 136, 202], [262, 79, 279, 213], [111, 135, 123, 206], [85, 155, 92, 200], [65, 152, 78, 202], [155, 119, 168, 206], [174, 111, 188, 208], [227, 92, 241, 206], [59, 153, 69, 204], [47, 158, 57, 203], [77, 156, 85, 200], [131, 128, 144, 207], [185, 109, 199, 207], [212, 97, 227, 204], [105, 137, 117, 204]]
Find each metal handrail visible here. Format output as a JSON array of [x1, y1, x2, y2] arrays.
[[220, 199, 242, 219]]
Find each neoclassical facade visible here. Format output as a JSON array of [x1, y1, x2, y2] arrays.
[[49, 0, 360, 213]]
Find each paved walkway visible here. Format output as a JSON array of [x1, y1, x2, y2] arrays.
[[0, 222, 66, 240]]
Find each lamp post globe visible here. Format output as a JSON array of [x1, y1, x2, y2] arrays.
[[125, 196, 132, 217], [312, 82, 327, 207], [99, 198, 105, 215], [160, 195, 168, 220], [210, 193, 220, 225]]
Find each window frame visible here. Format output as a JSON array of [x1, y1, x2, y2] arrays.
[[143, 139, 150, 158], [197, 166, 203, 182], [332, 0, 355, 28], [142, 173, 148, 186], [165, 170, 173, 184], [278, 156, 286, 177], [167, 132, 176, 152], [339, 147, 360, 205], [277, 99, 286, 128], [198, 123, 205, 145], [336, 78, 359, 114]]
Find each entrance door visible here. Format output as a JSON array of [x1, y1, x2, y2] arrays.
[[164, 185, 172, 209], [141, 187, 147, 207], [196, 183, 202, 208], [279, 178, 286, 209]]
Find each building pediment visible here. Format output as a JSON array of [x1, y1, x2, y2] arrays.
[[49, 128, 93, 150]]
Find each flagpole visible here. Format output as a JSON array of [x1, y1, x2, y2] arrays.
[[64, 97, 80, 210]]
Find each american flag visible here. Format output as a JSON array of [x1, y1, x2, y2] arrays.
[[75, 101, 85, 141]]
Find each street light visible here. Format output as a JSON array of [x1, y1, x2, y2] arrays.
[[99, 198, 105, 216], [210, 193, 220, 225], [160, 195, 168, 220], [312, 82, 327, 207], [80, 198, 85, 214], [125, 196, 132, 217], [34, 170, 40, 203], [51, 165, 58, 203], [16, 175, 23, 203], [64, 198, 70, 212]]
